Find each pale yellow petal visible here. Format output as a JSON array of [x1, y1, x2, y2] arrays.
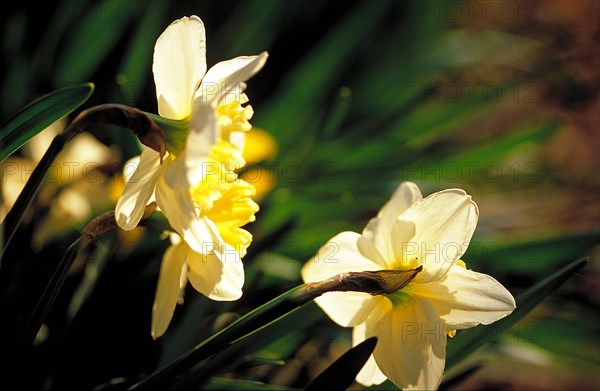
[[301, 232, 385, 283], [197, 52, 268, 106], [371, 297, 446, 390], [151, 240, 188, 339], [398, 189, 478, 282], [153, 15, 207, 119], [185, 102, 218, 186], [155, 170, 223, 254], [353, 318, 390, 386], [301, 232, 389, 327], [315, 292, 383, 328], [362, 182, 422, 262], [187, 244, 244, 300], [115, 147, 162, 230], [410, 264, 516, 329]]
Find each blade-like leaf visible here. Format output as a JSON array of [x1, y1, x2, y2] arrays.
[[116, 2, 167, 103], [446, 257, 588, 369], [55, 0, 137, 84], [175, 303, 323, 390], [305, 337, 377, 391], [0, 83, 94, 162], [128, 285, 309, 390]]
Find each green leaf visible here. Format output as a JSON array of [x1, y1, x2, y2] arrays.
[[256, 0, 393, 149], [0, 83, 94, 162], [305, 337, 377, 391], [116, 2, 167, 103], [55, 0, 138, 84], [446, 257, 588, 369], [319, 87, 353, 140], [20, 237, 83, 347], [170, 304, 323, 391], [129, 285, 311, 390], [463, 231, 599, 275]]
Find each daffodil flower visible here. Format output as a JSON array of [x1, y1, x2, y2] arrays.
[[114, 16, 267, 335], [301, 182, 516, 390], [151, 232, 245, 338]]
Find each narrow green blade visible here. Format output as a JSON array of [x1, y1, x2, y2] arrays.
[[305, 337, 377, 391], [55, 0, 137, 84], [0, 83, 94, 162]]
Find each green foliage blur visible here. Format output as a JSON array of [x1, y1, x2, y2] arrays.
[[1, 0, 598, 390]]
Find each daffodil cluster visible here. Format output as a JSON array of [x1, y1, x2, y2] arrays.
[[114, 15, 516, 390], [114, 16, 267, 338]]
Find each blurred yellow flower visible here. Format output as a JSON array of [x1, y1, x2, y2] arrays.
[[1, 118, 116, 248], [113, 16, 267, 336], [242, 127, 278, 165], [302, 182, 516, 390], [240, 127, 278, 200]]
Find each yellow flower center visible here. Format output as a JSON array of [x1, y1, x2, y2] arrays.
[[216, 93, 254, 141], [188, 96, 259, 257], [189, 139, 244, 212], [205, 179, 258, 258]]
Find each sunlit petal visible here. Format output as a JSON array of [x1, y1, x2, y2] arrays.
[[301, 232, 385, 283], [398, 189, 478, 282], [371, 298, 446, 390], [151, 240, 188, 339], [155, 172, 223, 254], [115, 147, 162, 230], [353, 323, 388, 386], [362, 182, 422, 262], [153, 15, 207, 119], [197, 52, 268, 106], [187, 244, 244, 300], [185, 102, 218, 186], [411, 264, 516, 329]]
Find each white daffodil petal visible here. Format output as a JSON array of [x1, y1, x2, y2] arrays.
[[390, 219, 418, 269], [315, 292, 384, 328], [301, 232, 385, 283], [399, 189, 478, 282], [153, 15, 207, 120], [155, 173, 223, 254], [301, 232, 388, 327], [197, 52, 268, 106], [187, 244, 244, 300], [115, 147, 162, 230], [353, 316, 390, 386], [185, 102, 218, 185], [411, 265, 516, 329], [151, 240, 188, 339], [371, 298, 446, 391], [362, 182, 422, 261]]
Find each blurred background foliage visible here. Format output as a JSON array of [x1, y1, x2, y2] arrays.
[[1, 0, 598, 390]]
